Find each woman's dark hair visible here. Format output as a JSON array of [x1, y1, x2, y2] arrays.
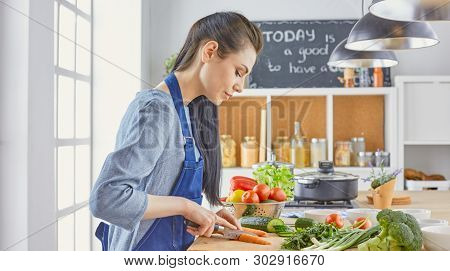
[[172, 12, 263, 206]]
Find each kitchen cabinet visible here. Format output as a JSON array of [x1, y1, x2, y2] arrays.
[[397, 76, 450, 189]]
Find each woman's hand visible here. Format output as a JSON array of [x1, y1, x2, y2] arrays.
[[183, 200, 237, 237], [216, 208, 242, 230]]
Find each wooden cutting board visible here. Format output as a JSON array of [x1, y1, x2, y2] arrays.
[[367, 194, 412, 205], [188, 233, 284, 251]]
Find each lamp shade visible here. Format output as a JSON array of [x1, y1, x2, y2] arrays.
[[328, 39, 398, 68], [345, 12, 439, 51], [370, 0, 450, 21]]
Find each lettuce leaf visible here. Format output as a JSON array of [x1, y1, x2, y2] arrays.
[[252, 164, 294, 200]]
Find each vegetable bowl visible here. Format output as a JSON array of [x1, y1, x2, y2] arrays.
[[222, 201, 287, 219]]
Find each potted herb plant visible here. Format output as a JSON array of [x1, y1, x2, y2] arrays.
[[362, 163, 401, 209]]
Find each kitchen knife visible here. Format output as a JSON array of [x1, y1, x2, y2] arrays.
[[184, 219, 256, 240]]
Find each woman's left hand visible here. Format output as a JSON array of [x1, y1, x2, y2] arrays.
[[216, 208, 242, 230]]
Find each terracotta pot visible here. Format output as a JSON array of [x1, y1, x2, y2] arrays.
[[372, 178, 396, 209]]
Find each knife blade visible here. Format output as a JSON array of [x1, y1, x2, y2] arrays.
[[184, 219, 256, 240]]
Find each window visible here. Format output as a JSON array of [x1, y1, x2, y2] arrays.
[[54, 0, 92, 251]]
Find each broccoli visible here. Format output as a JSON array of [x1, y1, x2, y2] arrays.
[[358, 209, 423, 251]]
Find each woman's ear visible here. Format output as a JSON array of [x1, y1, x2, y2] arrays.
[[201, 40, 219, 63]]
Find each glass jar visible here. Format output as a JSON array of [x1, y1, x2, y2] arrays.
[[310, 138, 327, 168], [334, 141, 352, 167], [291, 137, 310, 168], [240, 136, 259, 168], [375, 150, 390, 167], [351, 137, 366, 166], [365, 152, 374, 167], [220, 134, 236, 167], [272, 136, 290, 163], [357, 152, 366, 167]]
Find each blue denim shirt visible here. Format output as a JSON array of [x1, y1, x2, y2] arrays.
[[89, 89, 199, 250]]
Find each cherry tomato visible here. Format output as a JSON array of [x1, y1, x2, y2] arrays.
[[353, 217, 372, 230], [241, 190, 260, 203], [269, 187, 287, 202], [325, 213, 344, 228], [253, 184, 271, 201]]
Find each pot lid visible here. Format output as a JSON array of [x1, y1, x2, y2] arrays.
[[294, 161, 359, 182]]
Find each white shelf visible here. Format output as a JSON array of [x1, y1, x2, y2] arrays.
[[404, 141, 450, 145], [235, 87, 395, 97]]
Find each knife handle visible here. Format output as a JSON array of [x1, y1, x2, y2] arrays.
[[185, 219, 222, 232]]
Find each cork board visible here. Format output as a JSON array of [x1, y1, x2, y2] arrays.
[[271, 96, 327, 140], [219, 97, 267, 166], [333, 95, 385, 151]]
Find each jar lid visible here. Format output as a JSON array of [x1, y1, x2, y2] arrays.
[[293, 161, 359, 182], [351, 137, 365, 142], [365, 152, 374, 156]]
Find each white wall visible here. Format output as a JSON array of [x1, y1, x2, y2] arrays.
[[146, 0, 450, 84], [0, 0, 56, 251], [0, 0, 30, 251], [92, 0, 143, 250]]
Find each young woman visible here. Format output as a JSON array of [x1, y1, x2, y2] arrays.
[[89, 12, 263, 251]]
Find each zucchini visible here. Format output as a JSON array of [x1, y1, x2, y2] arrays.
[[240, 216, 285, 233]]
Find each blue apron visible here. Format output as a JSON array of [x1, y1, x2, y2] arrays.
[[95, 72, 204, 251]]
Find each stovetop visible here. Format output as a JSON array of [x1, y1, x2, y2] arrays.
[[284, 199, 358, 209]]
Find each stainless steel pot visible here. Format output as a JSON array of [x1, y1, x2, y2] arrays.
[[293, 161, 359, 201]]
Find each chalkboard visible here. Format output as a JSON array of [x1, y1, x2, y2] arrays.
[[249, 20, 391, 88]]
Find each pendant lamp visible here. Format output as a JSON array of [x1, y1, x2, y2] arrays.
[[345, 12, 439, 50], [370, 0, 450, 21], [328, 39, 398, 68]]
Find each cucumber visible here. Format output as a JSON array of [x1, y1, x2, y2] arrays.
[[242, 204, 256, 216], [240, 216, 285, 233], [295, 217, 316, 230], [267, 218, 285, 233]]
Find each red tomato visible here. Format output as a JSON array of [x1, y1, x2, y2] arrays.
[[325, 213, 344, 229], [241, 190, 260, 203], [253, 184, 271, 201], [353, 217, 372, 230], [269, 187, 287, 202]]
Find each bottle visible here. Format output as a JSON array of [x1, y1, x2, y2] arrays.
[[290, 121, 310, 168], [358, 68, 370, 87], [373, 67, 384, 87]]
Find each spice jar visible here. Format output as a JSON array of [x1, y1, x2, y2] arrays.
[[241, 136, 259, 168], [334, 141, 352, 167], [272, 136, 290, 163], [310, 138, 327, 168], [351, 137, 365, 166], [220, 135, 236, 167]]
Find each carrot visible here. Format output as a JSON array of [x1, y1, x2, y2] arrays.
[[241, 227, 268, 237], [238, 233, 271, 245]]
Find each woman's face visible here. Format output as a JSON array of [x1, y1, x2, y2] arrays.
[[199, 42, 257, 105]]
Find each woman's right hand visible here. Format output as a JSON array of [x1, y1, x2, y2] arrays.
[[183, 200, 237, 237]]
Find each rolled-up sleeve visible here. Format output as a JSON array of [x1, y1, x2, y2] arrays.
[[89, 98, 173, 231]]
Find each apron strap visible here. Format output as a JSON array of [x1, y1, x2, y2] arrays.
[[165, 72, 197, 162]]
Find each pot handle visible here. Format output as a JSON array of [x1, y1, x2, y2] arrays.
[[296, 178, 320, 188]]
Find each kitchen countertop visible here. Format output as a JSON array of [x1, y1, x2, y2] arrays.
[[188, 191, 450, 251]]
